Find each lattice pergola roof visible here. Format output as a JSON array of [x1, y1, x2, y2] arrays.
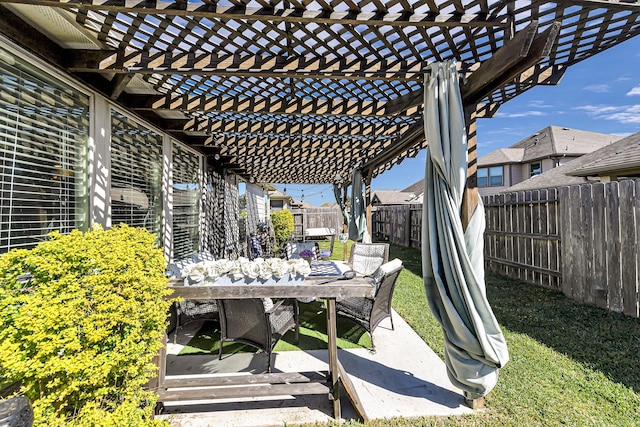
[[1, 0, 639, 184]]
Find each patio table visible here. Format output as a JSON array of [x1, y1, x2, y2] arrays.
[[154, 272, 373, 421]]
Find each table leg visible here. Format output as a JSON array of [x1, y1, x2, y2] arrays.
[[325, 298, 341, 420]]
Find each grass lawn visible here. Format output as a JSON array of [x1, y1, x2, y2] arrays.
[[314, 240, 640, 426]]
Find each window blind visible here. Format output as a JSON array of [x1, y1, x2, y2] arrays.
[[110, 111, 163, 238], [0, 52, 89, 253], [172, 142, 201, 261]]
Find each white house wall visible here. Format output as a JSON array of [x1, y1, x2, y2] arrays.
[[0, 40, 237, 260]]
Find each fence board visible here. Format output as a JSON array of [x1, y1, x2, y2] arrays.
[[559, 186, 573, 298], [531, 190, 541, 285], [571, 185, 587, 302], [605, 182, 623, 313], [592, 183, 608, 308], [540, 189, 551, 287], [581, 184, 595, 305], [516, 192, 525, 281], [619, 180, 639, 317]]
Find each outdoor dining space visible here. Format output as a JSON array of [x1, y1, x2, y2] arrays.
[[154, 252, 474, 426], [1, 1, 639, 426]]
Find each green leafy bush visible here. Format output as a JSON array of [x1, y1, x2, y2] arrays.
[[0, 225, 173, 426], [270, 209, 294, 247]]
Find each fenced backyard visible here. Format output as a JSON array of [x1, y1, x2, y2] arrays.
[[291, 206, 344, 241], [373, 179, 640, 318]]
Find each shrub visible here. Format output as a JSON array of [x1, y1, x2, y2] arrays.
[[0, 224, 174, 426], [271, 209, 294, 246]]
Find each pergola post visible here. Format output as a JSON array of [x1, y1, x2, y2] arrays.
[[461, 104, 486, 410], [343, 185, 349, 261], [461, 105, 479, 231]]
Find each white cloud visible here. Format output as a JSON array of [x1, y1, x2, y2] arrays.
[[495, 111, 547, 118], [529, 100, 553, 108], [583, 84, 611, 93], [627, 86, 640, 96], [574, 104, 640, 124]]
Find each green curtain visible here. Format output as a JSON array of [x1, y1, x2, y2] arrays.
[[348, 169, 371, 243], [333, 183, 349, 226], [421, 61, 509, 399]]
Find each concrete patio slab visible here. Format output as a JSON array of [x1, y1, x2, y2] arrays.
[[155, 309, 474, 426]]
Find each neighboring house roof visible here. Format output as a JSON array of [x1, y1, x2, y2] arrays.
[[480, 126, 621, 167], [478, 148, 525, 166], [372, 190, 414, 205], [512, 126, 621, 163], [320, 202, 340, 208], [401, 179, 424, 194], [569, 132, 640, 177], [294, 200, 315, 209], [504, 132, 640, 192], [269, 190, 293, 202]]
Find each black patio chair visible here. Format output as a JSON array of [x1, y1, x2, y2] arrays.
[[216, 298, 299, 373], [336, 259, 403, 351]]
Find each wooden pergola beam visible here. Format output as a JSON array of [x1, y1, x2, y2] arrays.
[[174, 116, 403, 140], [3, 1, 511, 28], [66, 49, 428, 81], [219, 145, 383, 159], [384, 21, 562, 114], [461, 21, 561, 104], [460, 21, 540, 102], [109, 73, 133, 100], [122, 93, 410, 117], [360, 119, 425, 176]]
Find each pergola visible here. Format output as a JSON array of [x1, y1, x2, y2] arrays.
[[1, 0, 639, 190]]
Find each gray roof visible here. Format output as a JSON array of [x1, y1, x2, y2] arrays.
[[512, 126, 621, 162], [401, 179, 424, 195], [505, 132, 640, 192], [478, 148, 525, 166], [569, 132, 640, 177], [481, 126, 621, 168], [372, 190, 414, 205], [269, 190, 293, 201]]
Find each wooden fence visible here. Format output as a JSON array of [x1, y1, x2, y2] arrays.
[[291, 207, 344, 241], [372, 179, 640, 318]]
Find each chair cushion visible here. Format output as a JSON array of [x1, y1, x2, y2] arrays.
[[368, 258, 403, 296], [351, 244, 388, 275]]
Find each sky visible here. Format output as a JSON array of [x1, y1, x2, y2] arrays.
[[273, 35, 640, 206]]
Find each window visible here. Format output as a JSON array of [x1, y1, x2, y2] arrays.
[[110, 111, 163, 239], [478, 166, 503, 187], [0, 51, 89, 252], [172, 142, 201, 261], [489, 166, 503, 186], [530, 162, 542, 177], [477, 168, 488, 187]]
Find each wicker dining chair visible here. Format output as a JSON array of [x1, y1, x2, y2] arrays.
[[336, 259, 403, 351], [283, 242, 320, 260], [166, 253, 219, 340], [216, 298, 299, 373], [348, 243, 390, 276]]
